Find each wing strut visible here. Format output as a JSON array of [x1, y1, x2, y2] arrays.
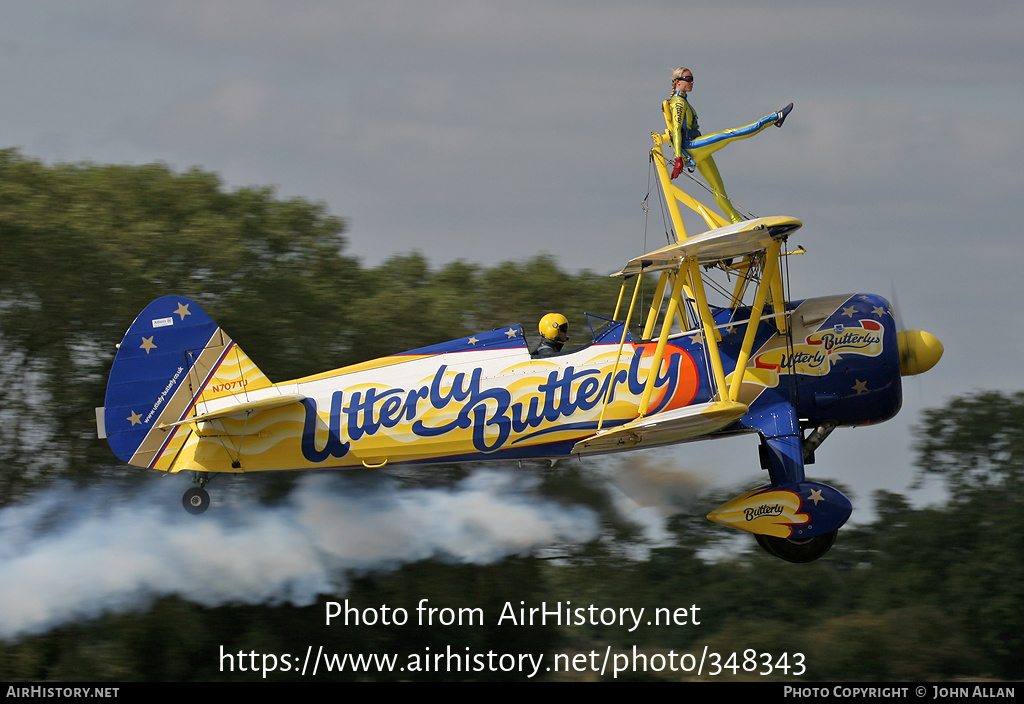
[[685, 256, 729, 402], [598, 267, 646, 431], [622, 226, 795, 416], [637, 268, 690, 415], [650, 133, 729, 238], [727, 238, 781, 401]]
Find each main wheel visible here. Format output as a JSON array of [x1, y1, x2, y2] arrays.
[[755, 530, 837, 563], [182, 487, 210, 515]]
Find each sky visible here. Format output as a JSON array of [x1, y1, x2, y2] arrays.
[[2, 0, 1022, 512]]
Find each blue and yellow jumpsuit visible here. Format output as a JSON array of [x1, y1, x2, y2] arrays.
[[665, 92, 783, 223]]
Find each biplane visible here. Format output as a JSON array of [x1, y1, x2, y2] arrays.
[[96, 120, 942, 563]]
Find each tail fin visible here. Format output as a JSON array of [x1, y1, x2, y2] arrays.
[[101, 296, 271, 470]]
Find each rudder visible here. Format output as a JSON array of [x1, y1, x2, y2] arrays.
[[101, 296, 271, 470]]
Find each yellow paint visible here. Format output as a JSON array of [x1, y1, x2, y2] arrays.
[[706, 488, 810, 538]]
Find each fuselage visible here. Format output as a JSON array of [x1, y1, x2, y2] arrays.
[[105, 291, 901, 475]]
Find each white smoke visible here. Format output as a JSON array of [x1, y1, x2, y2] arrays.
[[601, 455, 709, 558], [0, 470, 598, 640]]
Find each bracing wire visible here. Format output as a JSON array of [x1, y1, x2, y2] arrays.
[[649, 153, 675, 245], [680, 168, 757, 222]]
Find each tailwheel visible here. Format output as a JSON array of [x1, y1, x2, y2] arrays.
[[182, 487, 210, 515], [755, 530, 837, 563]]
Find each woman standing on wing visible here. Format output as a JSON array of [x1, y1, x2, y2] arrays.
[[665, 67, 792, 224]]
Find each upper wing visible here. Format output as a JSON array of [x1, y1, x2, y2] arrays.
[[613, 216, 802, 276]]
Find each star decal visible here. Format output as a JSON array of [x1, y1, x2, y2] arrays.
[[505, 327, 518, 339], [140, 336, 157, 354], [127, 411, 143, 426], [467, 336, 479, 346], [852, 379, 868, 394], [841, 305, 857, 318], [174, 302, 191, 320], [688, 333, 704, 346], [807, 488, 824, 505], [872, 305, 886, 317]]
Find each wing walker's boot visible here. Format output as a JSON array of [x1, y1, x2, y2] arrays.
[[775, 103, 794, 128]]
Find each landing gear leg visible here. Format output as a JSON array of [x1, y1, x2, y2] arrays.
[[750, 404, 841, 562], [182, 473, 212, 515], [710, 405, 851, 563]]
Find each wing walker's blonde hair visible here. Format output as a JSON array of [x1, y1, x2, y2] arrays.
[[671, 67, 691, 87]]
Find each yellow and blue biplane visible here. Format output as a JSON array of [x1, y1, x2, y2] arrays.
[[96, 122, 942, 562]]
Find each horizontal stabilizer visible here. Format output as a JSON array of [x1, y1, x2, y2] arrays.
[[159, 393, 306, 429], [571, 400, 748, 455]]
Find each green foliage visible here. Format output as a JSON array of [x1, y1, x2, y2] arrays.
[[339, 252, 621, 361], [801, 608, 982, 680], [914, 390, 1024, 493], [0, 150, 359, 497]]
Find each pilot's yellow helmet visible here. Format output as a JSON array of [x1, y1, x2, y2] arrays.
[[539, 313, 568, 340]]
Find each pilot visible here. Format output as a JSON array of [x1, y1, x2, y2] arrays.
[[665, 67, 793, 224], [535, 313, 568, 357]]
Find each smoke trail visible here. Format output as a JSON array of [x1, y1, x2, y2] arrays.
[[601, 455, 709, 556], [0, 470, 598, 640]]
